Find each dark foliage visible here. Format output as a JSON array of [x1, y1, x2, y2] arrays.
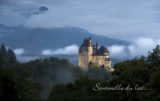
[[147, 45, 160, 68], [0, 43, 17, 65], [0, 43, 160, 101], [0, 64, 42, 101], [48, 45, 160, 101], [0, 44, 41, 101]]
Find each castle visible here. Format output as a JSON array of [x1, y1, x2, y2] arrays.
[[78, 37, 113, 71]]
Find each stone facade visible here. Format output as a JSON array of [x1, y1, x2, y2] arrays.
[[78, 37, 113, 71]]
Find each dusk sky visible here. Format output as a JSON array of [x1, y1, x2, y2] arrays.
[[0, 0, 160, 41]]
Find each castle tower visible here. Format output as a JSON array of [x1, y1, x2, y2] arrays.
[[78, 37, 113, 71], [78, 37, 93, 70]]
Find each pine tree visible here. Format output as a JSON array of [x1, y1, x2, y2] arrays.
[[7, 49, 17, 64], [0, 43, 7, 58], [0, 43, 17, 65], [0, 43, 7, 63], [0, 53, 2, 67]]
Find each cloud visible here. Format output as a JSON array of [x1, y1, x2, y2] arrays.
[[108, 45, 128, 59], [0, 0, 44, 25], [128, 38, 156, 56], [108, 45, 125, 54], [1, 0, 160, 40], [14, 48, 24, 55], [33, 6, 49, 15], [0, 0, 7, 4], [108, 37, 160, 59], [42, 50, 53, 55], [25, 0, 160, 40], [41, 38, 160, 59], [42, 44, 79, 55], [16, 55, 38, 62]]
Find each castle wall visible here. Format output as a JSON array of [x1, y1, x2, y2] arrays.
[[90, 55, 111, 68], [78, 47, 93, 70], [88, 46, 93, 62], [78, 52, 88, 70], [79, 50, 111, 70]]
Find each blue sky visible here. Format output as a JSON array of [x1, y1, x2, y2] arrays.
[[1, 0, 160, 40]]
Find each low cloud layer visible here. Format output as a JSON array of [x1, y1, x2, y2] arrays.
[[42, 44, 79, 55], [108, 38, 160, 59], [14, 48, 24, 55], [108, 45, 127, 59], [41, 38, 160, 60]]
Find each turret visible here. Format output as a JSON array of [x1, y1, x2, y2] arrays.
[[88, 37, 93, 54], [96, 41, 98, 50]]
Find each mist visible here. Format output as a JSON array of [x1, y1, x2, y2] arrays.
[[15, 37, 160, 64], [14, 48, 25, 55], [108, 37, 160, 59], [42, 44, 79, 55]]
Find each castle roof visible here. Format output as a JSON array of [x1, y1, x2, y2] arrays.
[[79, 37, 109, 56], [79, 37, 92, 53], [99, 46, 109, 53], [93, 46, 109, 56], [80, 37, 92, 47]]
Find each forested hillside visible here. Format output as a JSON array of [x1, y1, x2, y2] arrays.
[[0, 43, 160, 101]]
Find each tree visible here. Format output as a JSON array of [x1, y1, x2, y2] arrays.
[[0, 68, 19, 101], [0, 67, 42, 101], [112, 57, 151, 86], [7, 48, 17, 64], [147, 45, 160, 68], [0, 43, 17, 65], [0, 43, 7, 55], [143, 68, 160, 101], [0, 43, 7, 62], [48, 76, 99, 101]]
